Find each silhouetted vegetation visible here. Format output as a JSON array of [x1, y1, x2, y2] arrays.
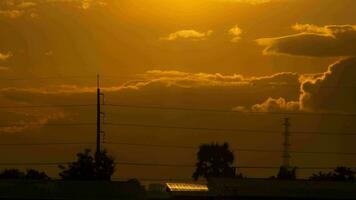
[[59, 149, 115, 181], [25, 169, 51, 180], [193, 142, 236, 181], [0, 169, 50, 180], [310, 167, 355, 181], [275, 166, 297, 180], [0, 169, 24, 179]]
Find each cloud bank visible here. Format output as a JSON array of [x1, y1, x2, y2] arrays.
[[257, 24, 356, 57], [300, 57, 356, 113], [245, 57, 356, 114]]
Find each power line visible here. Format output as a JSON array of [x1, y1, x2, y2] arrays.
[[115, 162, 194, 168], [0, 123, 95, 128], [1, 122, 355, 136], [0, 104, 95, 109], [0, 123, 94, 133], [0, 141, 354, 156], [106, 142, 196, 150], [38, 123, 95, 127], [0, 162, 67, 166], [0, 142, 95, 146], [105, 122, 280, 134], [262, 84, 356, 90], [0, 162, 351, 170], [111, 177, 202, 182], [105, 122, 356, 136], [106, 142, 356, 155], [1, 103, 355, 117], [3, 76, 355, 90], [0, 75, 137, 82], [104, 104, 356, 117], [291, 130, 356, 136], [0, 76, 95, 81]]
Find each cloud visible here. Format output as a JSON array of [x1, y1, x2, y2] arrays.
[[0, 52, 12, 61], [229, 25, 242, 42], [161, 30, 213, 41], [45, 0, 107, 9], [219, 0, 274, 4], [250, 97, 299, 112], [0, 110, 65, 134], [0, 0, 106, 19], [0, 9, 23, 18], [300, 57, 356, 113], [45, 51, 54, 56], [16, 1, 37, 9], [0, 70, 300, 107], [257, 24, 356, 57], [0, 70, 301, 136], [0, 1, 37, 19], [0, 70, 300, 96], [243, 57, 356, 114]]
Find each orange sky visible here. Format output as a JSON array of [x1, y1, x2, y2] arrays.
[[1, 0, 356, 180]]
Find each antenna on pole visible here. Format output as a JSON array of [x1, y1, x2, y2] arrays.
[[97, 74, 100, 88], [96, 74, 105, 155], [282, 118, 291, 169]]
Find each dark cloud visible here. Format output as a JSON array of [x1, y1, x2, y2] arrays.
[[245, 57, 356, 114], [0, 70, 300, 134], [257, 24, 356, 57], [300, 57, 356, 113]]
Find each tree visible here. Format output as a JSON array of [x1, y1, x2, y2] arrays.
[[310, 171, 334, 181], [59, 149, 115, 181], [193, 142, 235, 181], [333, 167, 355, 181], [0, 169, 25, 179], [310, 167, 355, 181], [26, 169, 51, 180], [0, 169, 50, 180], [276, 166, 297, 180]]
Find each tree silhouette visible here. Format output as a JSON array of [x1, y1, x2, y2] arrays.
[[0, 169, 25, 179], [276, 166, 297, 180], [25, 169, 51, 180], [310, 167, 355, 181], [59, 149, 115, 181], [193, 142, 235, 181], [0, 169, 50, 180]]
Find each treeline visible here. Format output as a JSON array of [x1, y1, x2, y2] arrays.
[[0, 143, 355, 182], [192, 142, 356, 182], [0, 169, 50, 180], [0, 149, 115, 181]]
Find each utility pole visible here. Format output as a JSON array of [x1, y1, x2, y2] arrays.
[[282, 118, 291, 169], [96, 75, 105, 155]]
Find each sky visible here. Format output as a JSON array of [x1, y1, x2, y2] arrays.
[[1, 0, 356, 180]]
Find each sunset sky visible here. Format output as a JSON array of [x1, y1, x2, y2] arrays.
[[1, 0, 356, 180]]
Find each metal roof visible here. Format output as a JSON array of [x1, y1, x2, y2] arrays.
[[166, 183, 209, 192]]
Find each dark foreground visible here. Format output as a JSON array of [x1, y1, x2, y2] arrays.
[[0, 179, 355, 200]]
